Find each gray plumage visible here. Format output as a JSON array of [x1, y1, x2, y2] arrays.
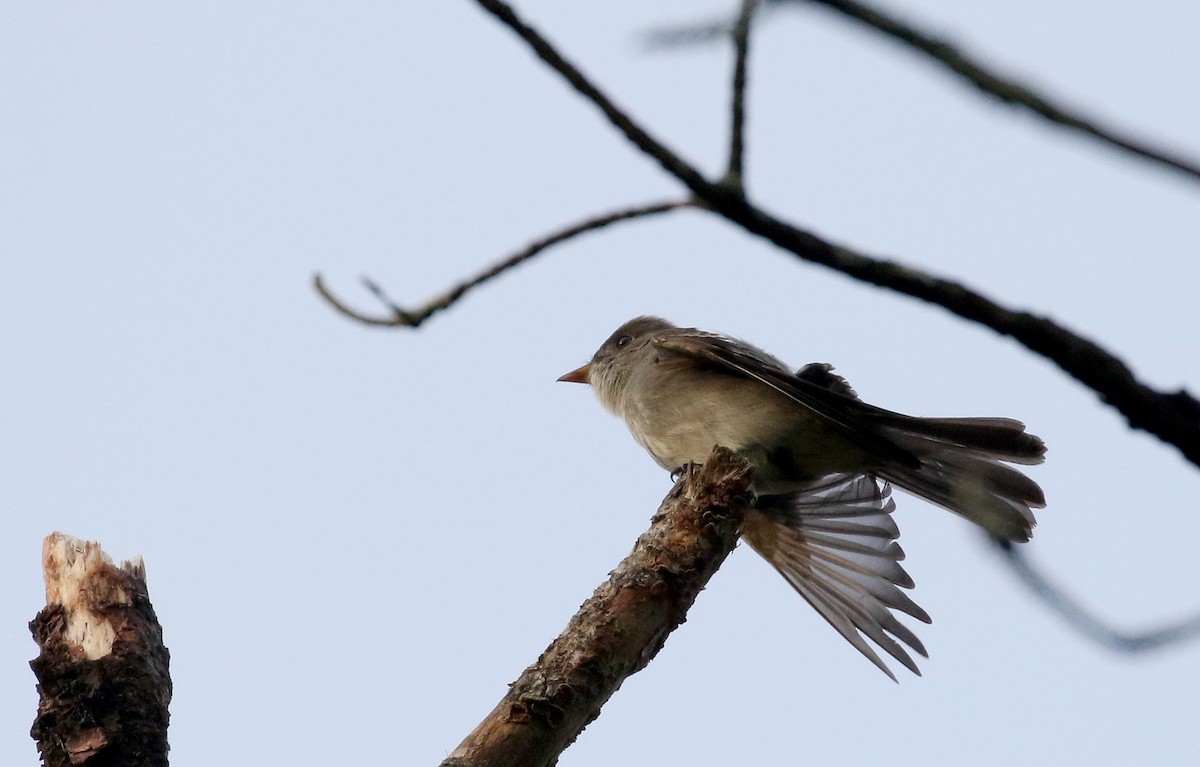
[[560, 316, 1046, 679]]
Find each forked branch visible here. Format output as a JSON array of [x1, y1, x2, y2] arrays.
[[314, 199, 689, 327], [647, 0, 1200, 186]]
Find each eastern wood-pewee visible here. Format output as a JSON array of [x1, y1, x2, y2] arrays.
[[559, 316, 1046, 679]]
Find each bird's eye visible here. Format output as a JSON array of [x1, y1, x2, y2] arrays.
[[616, 335, 632, 347]]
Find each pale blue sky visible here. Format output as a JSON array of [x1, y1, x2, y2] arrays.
[[4, 2, 1199, 764]]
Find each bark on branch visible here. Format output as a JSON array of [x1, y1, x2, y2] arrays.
[[29, 533, 172, 767], [440, 448, 754, 767]]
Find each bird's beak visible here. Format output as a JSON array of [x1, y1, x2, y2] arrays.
[[557, 363, 592, 384]]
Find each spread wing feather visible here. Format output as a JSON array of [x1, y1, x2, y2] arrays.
[[744, 474, 930, 681]]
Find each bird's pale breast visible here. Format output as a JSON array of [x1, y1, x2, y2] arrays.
[[619, 355, 859, 491]]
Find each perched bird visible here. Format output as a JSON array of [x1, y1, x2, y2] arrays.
[[558, 316, 1046, 679]]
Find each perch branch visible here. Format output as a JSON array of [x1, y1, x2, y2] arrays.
[[315, 198, 689, 328], [439, 448, 754, 767], [472, 0, 1200, 470]]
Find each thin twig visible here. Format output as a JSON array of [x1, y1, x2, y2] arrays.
[[314, 199, 690, 328], [991, 539, 1200, 652], [471, 0, 1200, 469], [313, 274, 417, 327], [724, 0, 759, 189], [785, 0, 1200, 185], [643, 17, 731, 48]]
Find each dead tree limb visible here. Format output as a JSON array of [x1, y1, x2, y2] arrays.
[[440, 448, 753, 767], [29, 533, 172, 767]]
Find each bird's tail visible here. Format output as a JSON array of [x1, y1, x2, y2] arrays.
[[872, 416, 1046, 542]]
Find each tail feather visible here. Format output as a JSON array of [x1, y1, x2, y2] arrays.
[[879, 415, 1047, 465], [876, 418, 1047, 542]]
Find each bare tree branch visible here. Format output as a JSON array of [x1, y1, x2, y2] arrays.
[[471, 0, 1200, 469], [314, 199, 689, 328], [788, 0, 1200, 185], [991, 538, 1200, 652], [476, 0, 719, 195], [647, 0, 1200, 186], [439, 448, 753, 767], [723, 0, 759, 189]]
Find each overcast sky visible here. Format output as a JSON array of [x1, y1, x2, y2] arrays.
[[4, 1, 1199, 764]]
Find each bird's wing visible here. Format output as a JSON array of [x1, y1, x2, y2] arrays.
[[743, 474, 931, 681], [653, 332, 920, 468]]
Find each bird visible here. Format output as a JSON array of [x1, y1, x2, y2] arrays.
[[558, 316, 1046, 679]]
